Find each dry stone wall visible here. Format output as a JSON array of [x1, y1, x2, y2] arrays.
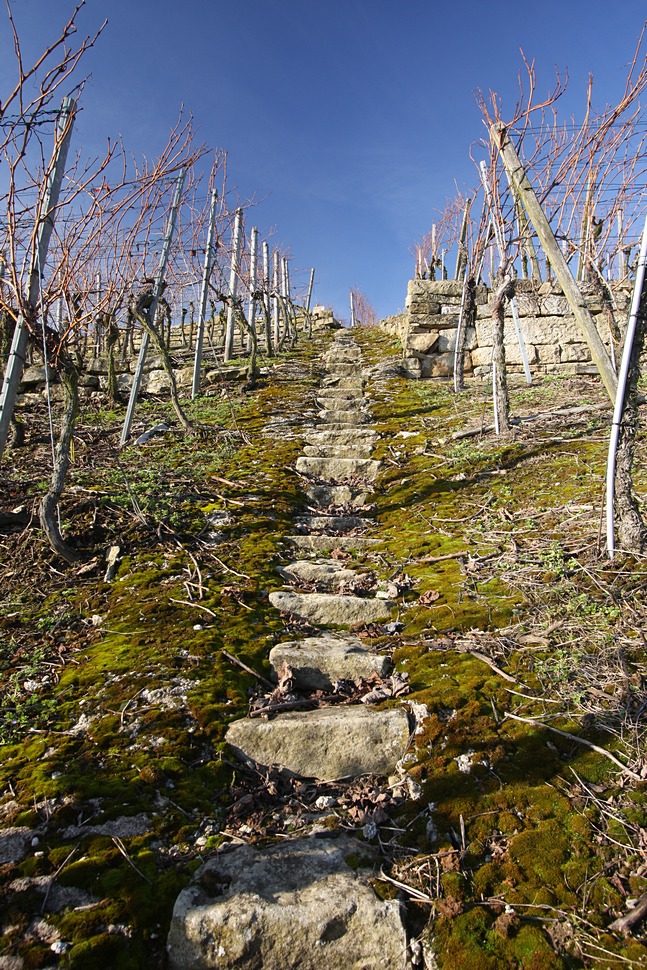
[[398, 278, 632, 380]]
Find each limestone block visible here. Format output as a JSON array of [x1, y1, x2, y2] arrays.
[[399, 357, 422, 379], [167, 836, 408, 970], [474, 285, 489, 305], [175, 366, 194, 386], [324, 362, 358, 377], [294, 514, 374, 533], [408, 313, 458, 331], [316, 388, 365, 403], [304, 428, 378, 447], [226, 706, 411, 779], [420, 352, 454, 378], [78, 374, 100, 388], [318, 410, 368, 426], [20, 365, 57, 388], [321, 375, 365, 390], [413, 279, 463, 299], [269, 635, 391, 690], [288, 535, 380, 552], [407, 331, 439, 354], [512, 279, 536, 293], [295, 456, 382, 483], [540, 294, 570, 315], [514, 294, 540, 316], [269, 590, 394, 627], [538, 281, 564, 295], [0, 827, 30, 865], [305, 484, 370, 509], [277, 561, 365, 589], [470, 341, 537, 367], [303, 442, 375, 459], [436, 332, 456, 353], [536, 344, 561, 364], [146, 369, 171, 394], [523, 315, 584, 345], [560, 342, 591, 362]]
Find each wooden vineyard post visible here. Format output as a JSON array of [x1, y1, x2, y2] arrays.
[[120, 167, 186, 446], [0, 96, 76, 460], [491, 122, 618, 403], [479, 160, 532, 385], [350, 290, 356, 328], [192, 187, 219, 398], [224, 207, 243, 362]]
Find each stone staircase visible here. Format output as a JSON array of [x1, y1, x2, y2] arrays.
[[167, 331, 413, 969]]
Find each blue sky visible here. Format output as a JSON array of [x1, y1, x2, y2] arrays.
[[2, 0, 645, 320]]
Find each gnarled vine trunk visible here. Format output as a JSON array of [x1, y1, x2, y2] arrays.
[[39, 360, 80, 562], [491, 268, 515, 433], [614, 280, 647, 553]]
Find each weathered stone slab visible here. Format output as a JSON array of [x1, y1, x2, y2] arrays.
[[269, 590, 394, 626], [408, 331, 439, 354], [287, 535, 380, 552], [305, 484, 370, 508], [318, 410, 369, 426], [277, 560, 366, 588], [226, 706, 411, 779], [295, 514, 374, 533], [305, 428, 377, 446], [321, 375, 365, 390], [167, 835, 408, 970], [269, 636, 390, 689], [303, 442, 375, 458], [316, 395, 366, 410], [0, 827, 31, 865], [323, 362, 358, 377], [296, 456, 381, 482]]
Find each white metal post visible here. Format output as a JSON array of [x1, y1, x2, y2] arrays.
[[305, 268, 315, 313], [262, 240, 272, 353], [120, 167, 186, 446], [224, 207, 243, 362], [192, 187, 218, 398], [247, 227, 258, 353], [272, 250, 280, 348]]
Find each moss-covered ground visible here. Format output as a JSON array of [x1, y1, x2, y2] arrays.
[[1, 327, 646, 968]]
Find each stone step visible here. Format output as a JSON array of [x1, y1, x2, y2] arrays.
[[321, 376, 365, 390], [167, 835, 408, 970], [226, 705, 411, 780], [305, 484, 370, 508], [325, 345, 362, 359], [304, 428, 378, 446], [269, 590, 394, 627], [318, 410, 369, 426], [277, 560, 368, 589], [296, 456, 382, 482], [287, 535, 380, 552], [315, 395, 366, 410], [315, 387, 366, 401], [269, 635, 390, 690], [323, 362, 358, 377], [295, 514, 374, 534], [302, 443, 375, 459]]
